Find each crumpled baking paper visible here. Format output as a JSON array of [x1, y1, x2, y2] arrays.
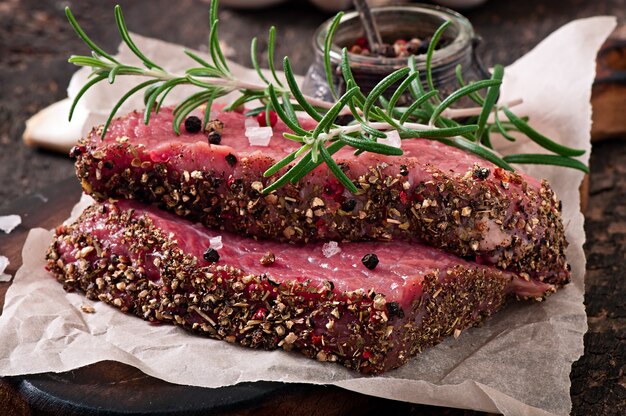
[[1, 16, 617, 416]]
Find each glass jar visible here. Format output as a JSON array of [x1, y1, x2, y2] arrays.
[[301, 4, 490, 106]]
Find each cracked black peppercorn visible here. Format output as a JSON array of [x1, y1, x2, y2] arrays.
[[208, 131, 222, 145], [473, 167, 490, 180], [70, 146, 83, 158], [341, 199, 357, 212], [386, 301, 405, 318], [361, 253, 379, 270], [399, 164, 409, 176], [184, 116, 202, 133], [203, 248, 220, 263], [225, 153, 237, 167]]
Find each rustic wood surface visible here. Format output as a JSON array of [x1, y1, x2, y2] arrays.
[[1, 0, 625, 415]]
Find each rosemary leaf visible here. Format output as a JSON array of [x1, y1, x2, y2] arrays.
[[267, 27, 284, 88], [208, 0, 230, 75], [114, 6, 162, 70], [263, 149, 299, 177], [281, 92, 299, 126], [475, 64, 503, 141], [102, 79, 160, 139], [144, 80, 185, 123], [172, 90, 214, 134], [363, 67, 410, 120], [155, 84, 177, 113], [429, 79, 501, 125], [283, 57, 323, 121], [68, 55, 112, 69], [223, 90, 265, 112], [311, 137, 321, 163], [244, 106, 266, 117], [264, 150, 314, 193], [69, 73, 108, 121], [481, 125, 493, 148], [108, 65, 144, 84], [264, 101, 272, 126], [455, 64, 485, 105], [186, 67, 226, 78], [313, 86, 360, 137], [400, 125, 479, 139], [372, 107, 403, 131], [436, 116, 476, 142], [202, 90, 218, 130], [503, 153, 589, 173], [341, 48, 368, 104], [339, 134, 403, 155], [65, 8, 120, 64], [267, 85, 306, 134], [360, 123, 387, 139], [494, 110, 517, 141], [320, 143, 357, 192], [399, 90, 439, 124], [295, 143, 311, 158], [437, 136, 514, 170], [289, 141, 344, 184], [324, 13, 344, 101], [250, 37, 271, 85], [208, 19, 230, 75], [387, 72, 420, 116], [503, 107, 585, 157], [425, 20, 452, 98], [282, 133, 306, 142], [184, 50, 213, 68], [143, 82, 163, 107]]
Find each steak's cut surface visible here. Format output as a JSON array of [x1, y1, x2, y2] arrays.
[[46, 200, 555, 374], [72, 106, 569, 286]]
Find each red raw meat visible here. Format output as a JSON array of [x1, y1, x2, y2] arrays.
[[46, 200, 555, 374]]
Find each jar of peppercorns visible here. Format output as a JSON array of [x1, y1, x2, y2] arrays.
[[302, 4, 490, 106]]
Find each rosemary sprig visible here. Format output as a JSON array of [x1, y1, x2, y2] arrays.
[[65, 1, 589, 195]]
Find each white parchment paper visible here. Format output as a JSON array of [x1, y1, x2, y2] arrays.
[[2, 17, 617, 416]]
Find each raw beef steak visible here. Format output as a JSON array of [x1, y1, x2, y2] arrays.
[[72, 107, 569, 285], [46, 200, 556, 373]]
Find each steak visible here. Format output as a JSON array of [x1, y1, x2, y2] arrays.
[[46, 200, 554, 374], [72, 107, 569, 286]]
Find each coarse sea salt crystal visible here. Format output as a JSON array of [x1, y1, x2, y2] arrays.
[[209, 236, 223, 250], [0, 256, 10, 282], [0, 215, 21, 234], [245, 126, 273, 147], [377, 130, 401, 149], [322, 241, 341, 258]]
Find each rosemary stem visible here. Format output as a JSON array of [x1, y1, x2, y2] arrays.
[[329, 97, 524, 119], [317, 120, 430, 142], [442, 98, 523, 118]]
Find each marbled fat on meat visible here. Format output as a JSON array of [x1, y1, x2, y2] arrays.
[[72, 107, 570, 286], [46, 200, 553, 374]]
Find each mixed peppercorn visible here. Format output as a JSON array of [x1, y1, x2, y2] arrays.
[[349, 36, 448, 58]]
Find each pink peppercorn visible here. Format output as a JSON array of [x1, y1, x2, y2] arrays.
[[256, 110, 278, 127]]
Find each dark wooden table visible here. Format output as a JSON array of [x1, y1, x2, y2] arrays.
[[1, 0, 625, 415]]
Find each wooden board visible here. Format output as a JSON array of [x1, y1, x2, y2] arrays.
[[0, 177, 479, 416]]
